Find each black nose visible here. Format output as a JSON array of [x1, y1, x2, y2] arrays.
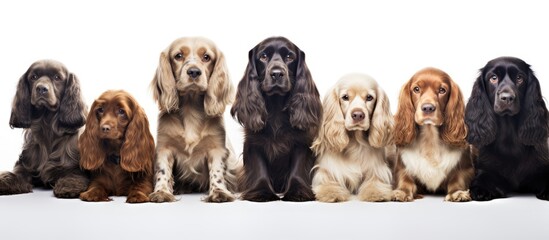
[[421, 103, 436, 114], [187, 67, 202, 79], [499, 92, 515, 104], [101, 125, 111, 133], [270, 69, 284, 81], [351, 111, 365, 121], [36, 85, 48, 95]]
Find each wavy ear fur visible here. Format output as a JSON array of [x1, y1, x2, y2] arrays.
[[518, 72, 549, 145], [230, 48, 267, 132], [311, 88, 348, 154], [120, 103, 155, 173], [368, 86, 394, 148], [441, 79, 467, 147], [58, 73, 86, 130], [79, 100, 105, 170], [9, 71, 32, 128], [287, 50, 322, 134], [151, 50, 178, 113], [204, 49, 234, 117], [465, 75, 496, 147], [394, 80, 416, 146]]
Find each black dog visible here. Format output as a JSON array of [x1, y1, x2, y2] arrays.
[[465, 56, 549, 201], [0, 60, 88, 198], [231, 37, 322, 202]]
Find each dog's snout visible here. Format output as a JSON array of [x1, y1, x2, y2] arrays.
[[421, 103, 436, 114], [351, 110, 365, 122], [270, 69, 284, 81], [101, 124, 111, 133], [187, 67, 202, 79], [498, 92, 515, 104], [36, 85, 48, 95]]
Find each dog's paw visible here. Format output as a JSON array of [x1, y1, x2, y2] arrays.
[[391, 190, 414, 202], [445, 190, 471, 202], [536, 188, 549, 201], [470, 185, 504, 201], [127, 192, 150, 203], [204, 188, 235, 203], [149, 190, 176, 203], [282, 188, 315, 202], [0, 172, 32, 195], [79, 190, 111, 202], [241, 190, 279, 202], [53, 176, 88, 198], [314, 185, 351, 203], [358, 188, 392, 202]]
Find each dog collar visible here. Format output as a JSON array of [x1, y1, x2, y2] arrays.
[[108, 155, 120, 165]]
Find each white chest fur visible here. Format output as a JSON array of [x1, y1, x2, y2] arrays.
[[400, 126, 462, 192]]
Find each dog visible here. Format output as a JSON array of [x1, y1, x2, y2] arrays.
[[0, 60, 88, 198], [392, 67, 474, 202], [149, 37, 238, 203], [79, 90, 154, 203], [465, 56, 549, 201], [231, 36, 322, 202], [311, 73, 394, 202]]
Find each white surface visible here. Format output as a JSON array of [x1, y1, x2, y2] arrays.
[[1, 0, 548, 239]]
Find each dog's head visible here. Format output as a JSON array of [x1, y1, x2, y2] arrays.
[[10, 60, 86, 130], [394, 67, 466, 146], [312, 74, 393, 153], [151, 37, 233, 116]]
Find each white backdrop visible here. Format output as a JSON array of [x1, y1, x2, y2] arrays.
[[1, 1, 548, 239]]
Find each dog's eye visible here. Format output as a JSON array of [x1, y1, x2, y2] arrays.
[[439, 87, 446, 94], [202, 54, 211, 62], [174, 53, 183, 61], [96, 107, 104, 114], [30, 74, 38, 80], [118, 109, 126, 116], [366, 95, 374, 101], [259, 53, 268, 62], [413, 86, 420, 93], [516, 74, 524, 85], [341, 94, 349, 101], [285, 53, 295, 62], [489, 74, 498, 83], [53, 75, 61, 81]]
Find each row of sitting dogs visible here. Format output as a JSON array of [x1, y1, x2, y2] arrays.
[[0, 36, 548, 203]]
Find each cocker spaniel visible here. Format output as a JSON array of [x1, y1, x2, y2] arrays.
[[0, 60, 88, 198], [465, 56, 549, 201], [392, 67, 474, 202], [231, 36, 322, 202], [311, 73, 394, 202], [79, 90, 154, 203], [149, 37, 238, 203]]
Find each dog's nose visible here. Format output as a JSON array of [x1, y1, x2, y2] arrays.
[[421, 103, 436, 114], [270, 69, 284, 81], [101, 124, 111, 133], [351, 110, 365, 121], [498, 92, 515, 104], [187, 67, 202, 79], [36, 85, 48, 95]]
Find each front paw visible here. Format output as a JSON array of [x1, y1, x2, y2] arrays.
[[241, 190, 279, 202], [204, 188, 235, 203], [0, 172, 32, 195], [391, 190, 414, 202], [536, 188, 549, 201], [445, 190, 471, 202], [358, 188, 392, 202], [149, 190, 176, 203], [314, 184, 351, 203], [127, 192, 150, 203], [53, 176, 88, 198], [80, 189, 111, 202], [282, 187, 315, 202], [470, 185, 505, 201]]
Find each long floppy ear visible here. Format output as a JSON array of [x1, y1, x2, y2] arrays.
[[58, 73, 86, 130], [518, 72, 549, 145], [151, 50, 178, 113], [465, 75, 496, 147], [230, 48, 267, 132], [9, 72, 32, 128], [311, 87, 348, 154], [287, 50, 322, 134], [441, 79, 467, 147], [368, 86, 394, 148], [204, 49, 235, 116], [79, 100, 105, 170], [393, 80, 416, 146], [120, 103, 155, 173]]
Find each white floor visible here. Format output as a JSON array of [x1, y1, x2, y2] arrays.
[[1, 189, 548, 240]]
